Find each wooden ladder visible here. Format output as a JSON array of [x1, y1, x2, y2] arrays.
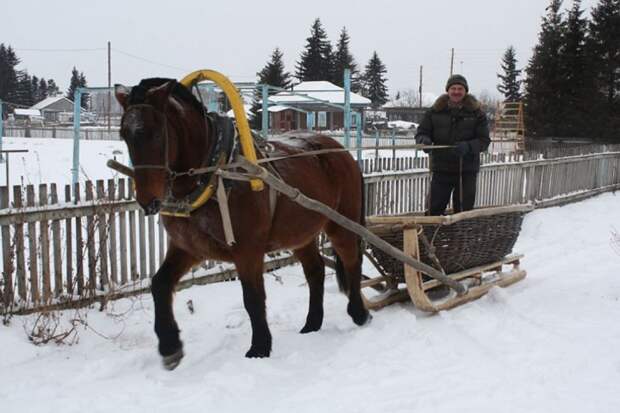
[[493, 101, 525, 151]]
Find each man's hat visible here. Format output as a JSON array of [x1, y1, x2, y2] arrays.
[[445, 74, 469, 92]]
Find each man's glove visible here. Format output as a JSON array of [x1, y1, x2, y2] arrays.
[[416, 136, 433, 146], [453, 141, 470, 157]]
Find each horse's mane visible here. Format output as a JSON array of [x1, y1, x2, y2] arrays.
[[128, 78, 205, 113]]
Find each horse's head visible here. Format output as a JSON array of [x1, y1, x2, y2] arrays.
[[115, 79, 182, 215]]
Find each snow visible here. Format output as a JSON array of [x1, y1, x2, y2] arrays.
[[31, 95, 73, 110], [270, 81, 371, 106], [13, 108, 42, 117], [1, 188, 620, 412], [0, 136, 128, 187]]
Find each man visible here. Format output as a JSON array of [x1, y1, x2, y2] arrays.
[[415, 74, 490, 215]]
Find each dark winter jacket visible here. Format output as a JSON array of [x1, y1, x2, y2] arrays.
[[415, 94, 490, 173]]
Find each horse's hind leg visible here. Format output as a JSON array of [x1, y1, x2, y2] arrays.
[[235, 254, 272, 358], [293, 240, 325, 333], [151, 245, 196, 370], [325, 223, 370, 326]]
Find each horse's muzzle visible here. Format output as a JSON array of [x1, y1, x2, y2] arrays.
[[143, 199, 162, 215]]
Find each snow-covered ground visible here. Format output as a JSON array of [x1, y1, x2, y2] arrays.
[[0, 137, 127, 188], [1, 190, 619, 412], [0, 136, 422, 190]]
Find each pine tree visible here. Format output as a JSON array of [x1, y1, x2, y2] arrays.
[[0, 44, 21, 105], [250, 47, 292, 129], [497, 46, 522, 102], [361, 51, 389, 109], [332, 27, 360, 90], [38, 78, 48, 100], [47, 79, 59, 96], [524, 0, 566, 137], [588, 0, 620, 139], [15, 70, 34, 107], [31, 75, 41, 103], [295, 18, 333, 81], [79, 71, 89, 108], [559, 0, 593, 136], [67, 67, 89, 108], [259, 48, 292, 89]]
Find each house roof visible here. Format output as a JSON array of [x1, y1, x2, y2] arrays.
[[269, 81, 371, 107], [31, 95, 73, 110]]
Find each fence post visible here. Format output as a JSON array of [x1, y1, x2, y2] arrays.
[[1, 186, 13, 307], [207, 84, 218, 113], [344, 68, 351, 148], [356, 111, 363, 166], [72, 88, 83, 189], [261, 84, 269, 138], [0, 99, 3, 158]]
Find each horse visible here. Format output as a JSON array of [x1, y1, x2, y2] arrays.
[[114, 78, 370, 370]]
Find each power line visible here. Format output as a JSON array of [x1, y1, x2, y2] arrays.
[[112, 48, 189, 72], [15, 47, 106, 52]]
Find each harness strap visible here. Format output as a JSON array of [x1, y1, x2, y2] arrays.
[[216, 175, 236, 246], [252, 138, 281, 221]]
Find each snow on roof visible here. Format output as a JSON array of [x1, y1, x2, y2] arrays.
[[269, 81, 371, 106], [31, 95, 72, 110], [14, 108, 42, 117], [256, 105, 307, 113], [225, 104, 252, 118]]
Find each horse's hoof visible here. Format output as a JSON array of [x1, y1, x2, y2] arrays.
[[162, 347, 185, 370], [299, 324, 321, 334], [245, 346, 271, 358], [300, 315, 322, 334], [348, 303, 371, 326]]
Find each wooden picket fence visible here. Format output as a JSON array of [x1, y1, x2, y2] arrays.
[[1, 148, 620, 314], [359, 143, 620, 174], [364, 151, 620, 215], [0, 179, 165, 313]]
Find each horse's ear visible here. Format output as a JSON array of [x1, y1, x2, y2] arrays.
[[115, 84, 130, 109], [147, 81, 176, 109]]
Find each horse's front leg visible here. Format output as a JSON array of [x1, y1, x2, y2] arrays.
[[151, 245, 196, 370], [235, 254, 272, 358]]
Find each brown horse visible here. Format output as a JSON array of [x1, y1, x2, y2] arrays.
[[114, 78, 370, 369]]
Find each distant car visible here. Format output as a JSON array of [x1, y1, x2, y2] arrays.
[[387, 120, 419, 130]]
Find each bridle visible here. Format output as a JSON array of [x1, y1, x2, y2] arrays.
[[124, 103, 175, 178], [121, 92, 232, 217]]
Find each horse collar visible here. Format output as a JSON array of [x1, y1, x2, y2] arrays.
[[160, 112, 236, 217]]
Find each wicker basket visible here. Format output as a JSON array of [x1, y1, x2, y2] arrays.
[[368, 207, 529, 279]]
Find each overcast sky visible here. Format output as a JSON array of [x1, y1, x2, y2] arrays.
[[3, 0, 599, 101]]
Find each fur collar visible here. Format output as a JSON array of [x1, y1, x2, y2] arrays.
[[432, 94, 480, 112]]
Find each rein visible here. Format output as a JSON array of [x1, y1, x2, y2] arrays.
[[109, 144, 455, 181]]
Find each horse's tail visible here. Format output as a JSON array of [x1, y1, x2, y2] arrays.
[[335, 170, 365, 295]]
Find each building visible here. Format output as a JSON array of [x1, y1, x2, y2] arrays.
[[383, 106, 428, 124], [31, 95, 74, 123], [266, 81, 371, 132]]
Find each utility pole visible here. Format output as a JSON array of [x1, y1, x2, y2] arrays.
[[418, 65, 423, 108], [107, 41, 111, 135], [450, 48, 454, 76]]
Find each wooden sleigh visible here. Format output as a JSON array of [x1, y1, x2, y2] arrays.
[[361, 205, 533, 312]]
